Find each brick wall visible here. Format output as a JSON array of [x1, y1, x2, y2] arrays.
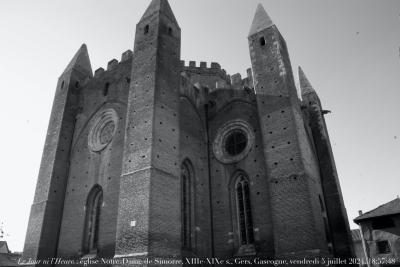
[[56, 60, 131, 258]]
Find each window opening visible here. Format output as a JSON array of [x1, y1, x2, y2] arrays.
[[376, 240, 391, 254], [225, 130, 247, 156], [260, 37, 266, 46], [235, 175, 254, 245]]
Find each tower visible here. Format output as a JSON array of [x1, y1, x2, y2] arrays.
[[23, 45, 93, 261], [114, 0, 182, 260], [299, 67, 354, 259], [248, 4, 331, 258]]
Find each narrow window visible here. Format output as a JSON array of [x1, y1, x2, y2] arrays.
[[168, 27, 173, 36], [181, 161, 192, 249], [235, 175, 254, 245], [61, 81, 65, 89], [144, 25, 149, 34], [259, 37, 266, 46], [103, 82, 109, 96], [376, 240, 391, 254], [82, 185, 103, 255]]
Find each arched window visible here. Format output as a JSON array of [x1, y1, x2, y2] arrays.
[[82, 185, 103, 255], [235, 175, 254, 245], [181, 160, 193, 249]]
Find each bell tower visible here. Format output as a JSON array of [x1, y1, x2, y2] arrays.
[[248, 4, 331, 258], [114, 0, 182, 260]]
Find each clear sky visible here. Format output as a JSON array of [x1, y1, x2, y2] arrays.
[[0, 0, 399, 252]]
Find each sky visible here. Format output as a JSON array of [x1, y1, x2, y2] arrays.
[[0, 0, 399, 253]]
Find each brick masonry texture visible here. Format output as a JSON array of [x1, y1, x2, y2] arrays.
[[22, 0, 353, 265]]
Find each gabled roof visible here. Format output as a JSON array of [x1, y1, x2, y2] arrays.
[[354, 198, 400, 223]]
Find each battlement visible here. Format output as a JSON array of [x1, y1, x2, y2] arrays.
[[180, 60, 231, 84], [93, 49, 133, 78], [230, 68, 254, 90], [92, 54, 253, 93]]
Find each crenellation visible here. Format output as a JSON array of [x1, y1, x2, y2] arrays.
[[231, 73, 242, 87], [242, 78, 251, 89], [247, 68, 253, 83], [107, 59, 119, 71], [121, 50, 133, 62], [181, 60, 231, 88], [210, 62, 221, 69], [243, 68, 254, 89], [94, 67, 105, 78]]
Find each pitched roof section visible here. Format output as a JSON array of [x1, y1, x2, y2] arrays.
[[354, 198, 400, 223], [298, 66, 316, 95], [62, 44, 93, 77], [0, 241, 10, 253], [141, 0, 178, 25], [248, 4, 274, 37]]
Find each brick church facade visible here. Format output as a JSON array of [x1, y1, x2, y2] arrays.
[[23, 0, 353, 264]]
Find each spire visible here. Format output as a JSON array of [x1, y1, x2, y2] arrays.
[[248, 4, 274, 37], [140, 0, 178, 25], [298, 66, 315, 95], [62, 44, 93, 77]]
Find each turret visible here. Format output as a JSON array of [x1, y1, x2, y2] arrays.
[[299, 67, 354, 259], [22, 44, 92, 264], [248, 4, 331, 259]]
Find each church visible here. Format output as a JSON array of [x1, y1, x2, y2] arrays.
[[23, 0, 353, 264]]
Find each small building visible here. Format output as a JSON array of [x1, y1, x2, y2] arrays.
[[0, 241, 20, 267], [354, 198, 400, 266]]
